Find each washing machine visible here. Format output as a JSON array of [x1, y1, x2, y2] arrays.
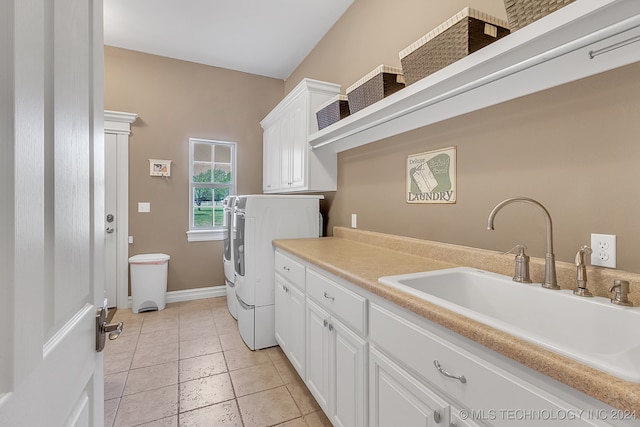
[[222, 195, 237, 319]]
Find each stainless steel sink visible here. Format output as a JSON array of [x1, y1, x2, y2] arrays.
[[378, 267, 640, 382]]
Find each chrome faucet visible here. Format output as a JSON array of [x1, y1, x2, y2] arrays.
[[505, 244, 532, 283], [609, 280, 633, 306], [574, 245, 593, 297], [487, 197, 559, 290]]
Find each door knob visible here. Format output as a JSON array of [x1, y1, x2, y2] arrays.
[[96, 300, 123, 352], [103, 322, 123, 340], [106, 227, 115, 234]]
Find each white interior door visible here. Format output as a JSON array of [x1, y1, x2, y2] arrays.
[[105, 133, 118, 307], [0, 0, 105, 425], [104, 111, 137, 310]]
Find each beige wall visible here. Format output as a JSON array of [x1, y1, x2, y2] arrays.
[[104, 47, 283, 291], [286, 0, 640, 273], [285, 0, 507, 94]]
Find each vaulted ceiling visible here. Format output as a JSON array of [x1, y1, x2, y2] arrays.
[[103, 0, 354, 79]]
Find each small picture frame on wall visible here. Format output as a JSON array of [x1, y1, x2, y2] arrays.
[[149, 159, 171, 177], [407, 146, 456, 204]]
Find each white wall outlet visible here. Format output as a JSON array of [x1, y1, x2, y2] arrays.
[[128, 236, 134, 244], [138, 202, 150, 213], [351, 213, 357, 228], [591, 233, 616, 268]]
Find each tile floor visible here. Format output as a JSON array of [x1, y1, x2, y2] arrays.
[[104, 297, 332, 427]]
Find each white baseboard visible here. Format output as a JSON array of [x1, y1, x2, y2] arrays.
[[126, 285, 226, 308]]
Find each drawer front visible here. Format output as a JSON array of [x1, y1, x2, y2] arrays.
[[370, 303, 591, 426], [307, 269, 367, 336], [275, 250, 306, 290]]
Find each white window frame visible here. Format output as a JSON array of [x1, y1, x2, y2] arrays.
[[186, 138, 237, 242]]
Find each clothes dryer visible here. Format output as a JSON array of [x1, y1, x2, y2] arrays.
[[233, 194, 322, 350]]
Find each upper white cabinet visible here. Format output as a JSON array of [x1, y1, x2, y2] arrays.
[[261, 79, 341, 193], [309, 0, 640, 153]]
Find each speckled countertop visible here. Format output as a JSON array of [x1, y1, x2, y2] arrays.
[[273, 227, 640, 415]]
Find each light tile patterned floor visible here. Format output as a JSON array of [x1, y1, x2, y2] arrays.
[[104, 297, 332, 427]]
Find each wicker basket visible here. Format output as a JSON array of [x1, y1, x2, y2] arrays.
[[316, 95, 350, 130], [400, 8, 510, 86], [505, 0, 575, 32], [346, 65, 405, 115]]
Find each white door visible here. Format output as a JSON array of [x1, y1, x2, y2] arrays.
[[104, 111, 136, 310], [0, 0, 105, 425], [105, 133, 118, 307]]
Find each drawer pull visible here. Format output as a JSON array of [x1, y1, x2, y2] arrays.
[[434, 410, 441, 423], [434, 360, 467, 384], [282, 266, 291, 272], [323, 319, 328, 327], [328, 323, 334, 332], [323, 292, 335, 301]]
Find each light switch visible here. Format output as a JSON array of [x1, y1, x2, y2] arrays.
[[138, 202, 150, 213]]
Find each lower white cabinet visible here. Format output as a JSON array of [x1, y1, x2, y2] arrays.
[[306, 298, 368, 427], [274, 251, 307, 379], [275, 249, 623, 427], [370, 347, 450, 427], [274, 274, 306, 379]]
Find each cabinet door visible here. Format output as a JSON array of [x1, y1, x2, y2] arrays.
[[370, 347, 450, 427], [274, 275, 290, 351], [306, 298, 331, 412], [288, 95, 307, 190], [288, 283, 306, 379], [263, 122, 282, 192], [279, 112, 293, 189], [331, 317, 368, 427]]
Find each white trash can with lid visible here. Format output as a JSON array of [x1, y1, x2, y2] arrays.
[[129, 253, 170, 313]]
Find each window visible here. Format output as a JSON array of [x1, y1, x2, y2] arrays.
[[187, 138, 236, 242]]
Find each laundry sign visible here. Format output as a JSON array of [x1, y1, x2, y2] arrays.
[[407, 147, 456, 204]]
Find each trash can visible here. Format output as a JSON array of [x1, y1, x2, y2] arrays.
[[129, 253, 170, 313]]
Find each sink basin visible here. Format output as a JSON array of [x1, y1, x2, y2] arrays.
[[378, 267, 640, 382]]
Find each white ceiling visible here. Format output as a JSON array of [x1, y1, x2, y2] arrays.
[[103, 0, 354, 80]]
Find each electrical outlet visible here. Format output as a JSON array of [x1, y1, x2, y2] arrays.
[[591, 233, 616, 268], [351, 213, 357, 228]]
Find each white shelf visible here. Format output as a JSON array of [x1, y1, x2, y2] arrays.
[[309, 0, 640, 153]]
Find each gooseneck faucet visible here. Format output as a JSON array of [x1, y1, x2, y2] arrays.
[[487, 197, 559, 290]]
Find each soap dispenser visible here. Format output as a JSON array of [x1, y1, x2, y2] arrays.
[[511, 245, 532, 283]]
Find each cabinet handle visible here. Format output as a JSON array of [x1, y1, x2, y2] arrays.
[[434, 410, 441, 424], [282, 266, 290, 272], [434, 360, 467, 384], [323, 319, 328, 327], [328, 323, 334, 332], [323, 292, 335, 301]]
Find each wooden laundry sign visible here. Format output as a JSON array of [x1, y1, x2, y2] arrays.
[[407, 146, 456, 204]]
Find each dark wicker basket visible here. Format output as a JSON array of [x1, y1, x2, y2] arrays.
[[400, 8, 510, 86], [316, 95, 350, 130], [346, 65, 405, 114], [504, 0, 575, 32]]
